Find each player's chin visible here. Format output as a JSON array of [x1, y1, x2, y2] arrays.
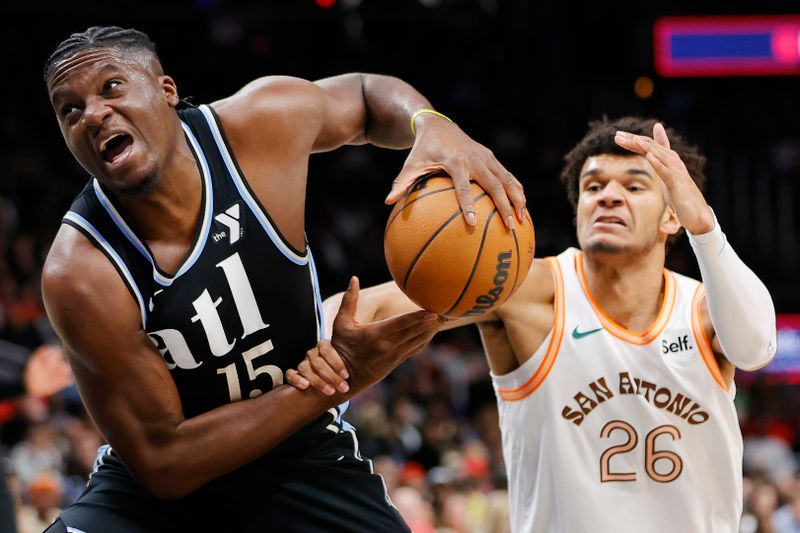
[[100, 164, 159, 197], [582, 235, 631, 255], [118, 170, 160, 197]]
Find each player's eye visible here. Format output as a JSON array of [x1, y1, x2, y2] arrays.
[[61, 103, 81, 118], [103, 80, 122, 93]]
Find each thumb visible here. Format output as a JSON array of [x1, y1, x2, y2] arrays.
[[334, 276, 360, 329], [385, 165, 420, 205]]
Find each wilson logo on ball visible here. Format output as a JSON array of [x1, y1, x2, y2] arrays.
[[461, 250, 513, 317]]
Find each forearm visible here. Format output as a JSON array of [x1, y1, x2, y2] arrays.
[[688, 213, 777, 370], [131, 384, 339, 499], [360, 74, 432, 148]]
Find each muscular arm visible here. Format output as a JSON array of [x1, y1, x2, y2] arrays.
[[321, 258, 556, 375], [43, 226, 342, 500], [211, 74, 525, 252], [213, 73, 436, 154]]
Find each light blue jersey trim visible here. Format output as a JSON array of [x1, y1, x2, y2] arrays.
[[307, 252, 349, 418], [64, 212, 148, 327], [91, 444, 112, 474], [197, 105, 309, 265], [90, 120, 213, 286], [308, 251, 325, 341]]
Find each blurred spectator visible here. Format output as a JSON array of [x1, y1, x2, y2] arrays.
[[393, 486, 436, 533], [0, 342, 71, 533], [745, 435, 798, 486], [773, 493, 800, 533], [16, 472, 63, 533], [9, 423, 65, 489]]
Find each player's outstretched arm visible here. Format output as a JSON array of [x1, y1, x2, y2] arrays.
[[615, 124, 777, 371], [215, 73, 525, 229], [42, 227, 442, 500], [288, 279, 505, 395]]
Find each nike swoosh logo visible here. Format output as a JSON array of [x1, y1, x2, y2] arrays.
[[572, 326, 603, 339]]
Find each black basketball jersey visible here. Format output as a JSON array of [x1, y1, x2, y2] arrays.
[[63, 104, 343, 453]]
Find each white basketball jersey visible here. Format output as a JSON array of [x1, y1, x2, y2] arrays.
[[491, 248, 742, 533]]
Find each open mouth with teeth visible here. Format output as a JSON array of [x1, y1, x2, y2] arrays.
[[100, 133, 134, 163], [595, 216, 626, 226]]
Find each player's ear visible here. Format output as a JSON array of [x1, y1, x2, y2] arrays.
[[660, 204, 681, 236], [160, 76, 180, 108]]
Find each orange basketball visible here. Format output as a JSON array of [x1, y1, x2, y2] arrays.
[[384, 171, 535, 318]]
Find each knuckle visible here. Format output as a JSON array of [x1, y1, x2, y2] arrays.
[[489, 181, 506, 193], [374, 339, 391, 355], [455, 181, 472, 193], [362, 328, 378, 344], [326, 353, 344, 368], [298, 360, 310, 373]]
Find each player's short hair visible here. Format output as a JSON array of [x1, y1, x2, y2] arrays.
[[559, 116, 707, 210], [44, 26, 159, 82]]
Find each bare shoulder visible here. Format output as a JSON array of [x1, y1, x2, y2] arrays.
[[43, 225, 109, 307], [500, 258, 555, 312], [210, 76, 323, 145], [43, 225, 142, 345], [483, 258, 556, 371], [213, 76, 321, 112]]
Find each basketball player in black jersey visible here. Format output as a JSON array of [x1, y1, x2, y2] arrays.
[[39, 26, 525, 532]]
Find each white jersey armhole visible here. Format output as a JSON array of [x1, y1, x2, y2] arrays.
[[494, 256, 565, 402], [690, 283, 734, 397]]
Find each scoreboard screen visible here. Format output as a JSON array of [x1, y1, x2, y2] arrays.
[[654, 15, 800, 77]]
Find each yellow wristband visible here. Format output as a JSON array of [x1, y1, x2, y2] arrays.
[[410, 108, 453, 135]]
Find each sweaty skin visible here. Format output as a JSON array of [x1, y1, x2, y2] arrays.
[[43, 47, 520, 499]]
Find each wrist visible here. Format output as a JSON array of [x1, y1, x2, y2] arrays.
[[410, 108, 453, 136], [685, 206, 717, 239]]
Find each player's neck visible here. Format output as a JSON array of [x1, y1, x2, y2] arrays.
[[582, 248, 666, 334], [114, 134, 202, 243]]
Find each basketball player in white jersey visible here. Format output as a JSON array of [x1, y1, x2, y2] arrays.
[[287, 117, 777, 532]]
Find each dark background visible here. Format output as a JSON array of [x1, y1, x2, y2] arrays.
[[1, 0, 798, 310], [0, 2, 798, 531]]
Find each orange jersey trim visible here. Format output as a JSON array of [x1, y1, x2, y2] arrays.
[[498, 257, 565, 402], [575, 251, 676, 345], [691, 284, 727, 391]]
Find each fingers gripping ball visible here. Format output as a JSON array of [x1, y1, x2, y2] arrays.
[[384, 171, 534, 318]]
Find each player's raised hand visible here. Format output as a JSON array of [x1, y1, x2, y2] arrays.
[[386, 115, 526, 230], [287, 276, 443, 396], [614, 123, 715, 235]]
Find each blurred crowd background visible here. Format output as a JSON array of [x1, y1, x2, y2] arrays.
[[1, 0, 799, 531]]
